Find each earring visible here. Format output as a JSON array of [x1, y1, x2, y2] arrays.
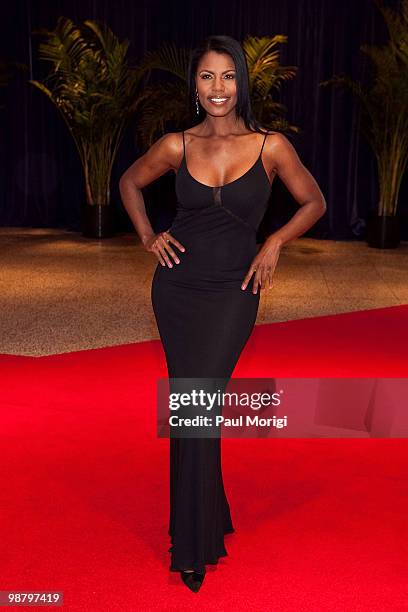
[[195, 90, 200, 115]]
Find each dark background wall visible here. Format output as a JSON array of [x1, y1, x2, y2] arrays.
[[1, 0, 407, 241]]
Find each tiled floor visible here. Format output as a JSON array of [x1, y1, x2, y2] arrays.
[[0, 227, 407, 357]]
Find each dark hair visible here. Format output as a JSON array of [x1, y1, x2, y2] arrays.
[[186, 35, 269, 135]]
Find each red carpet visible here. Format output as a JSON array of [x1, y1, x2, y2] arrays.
[[1, 304, 407, 610]]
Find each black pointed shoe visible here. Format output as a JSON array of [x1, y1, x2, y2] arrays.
[[180, 570, 205, 593]]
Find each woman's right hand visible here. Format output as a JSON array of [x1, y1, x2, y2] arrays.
[[144, 229, 186, 268]]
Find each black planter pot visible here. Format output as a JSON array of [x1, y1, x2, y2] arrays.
[[81, 203, 116, 239], [366, 212, 401, 249]]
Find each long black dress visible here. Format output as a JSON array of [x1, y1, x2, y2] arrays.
[[151, 130, 272, 575]]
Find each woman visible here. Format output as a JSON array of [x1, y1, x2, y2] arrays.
[[119, 35, 326, 592]]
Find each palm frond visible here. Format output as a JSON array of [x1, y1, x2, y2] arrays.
[[30, 17, 144, 205], [137, 42, 191, 81], [135, 81, 189, 149]]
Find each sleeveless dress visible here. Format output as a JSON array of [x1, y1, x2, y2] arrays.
[[151, 130, 272, 574]]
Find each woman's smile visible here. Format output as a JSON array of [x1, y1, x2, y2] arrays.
[[208, 97, 230, 106]]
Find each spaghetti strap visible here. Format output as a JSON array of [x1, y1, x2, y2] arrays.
[[260, 132, 268, 156], [182, 131, 185, 158]]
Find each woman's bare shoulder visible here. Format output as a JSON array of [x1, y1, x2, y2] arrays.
[[158, 131, 184, 154], [147, 131, 185, 171], [119, 132, 184, 187], [261, 128, 284, 138], [263, 131, 296, 154], [260, 131, 298, 174]]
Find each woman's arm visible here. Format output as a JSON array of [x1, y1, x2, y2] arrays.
[[265, 133, 327, 248], [119, 133, 185, 266], [119, 132, 179, 245], [242, 133, 327, 293]]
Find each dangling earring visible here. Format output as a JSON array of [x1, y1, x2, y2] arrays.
[[195, 90, 200, 115]]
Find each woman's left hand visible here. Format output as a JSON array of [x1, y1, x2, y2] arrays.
[[241, 237, 282, 294]]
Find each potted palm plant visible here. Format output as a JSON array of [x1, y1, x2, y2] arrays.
[[320, 0, 408, 249], [29, 17, 143, 238]]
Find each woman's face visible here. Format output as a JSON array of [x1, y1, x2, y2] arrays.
[[195, 51, 237, 116]]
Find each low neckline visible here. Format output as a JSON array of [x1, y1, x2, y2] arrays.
[[180, 154, 272, 189]]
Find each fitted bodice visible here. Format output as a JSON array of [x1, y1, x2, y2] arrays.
[[174, 131, 272, 232]]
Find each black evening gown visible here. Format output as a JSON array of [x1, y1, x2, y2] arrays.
[[151, 130, 272, 574]]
